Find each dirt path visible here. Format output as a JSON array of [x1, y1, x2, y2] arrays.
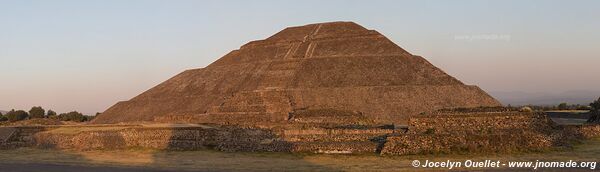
[[0, 137, 598, 171], [0, 163, 191, 172]]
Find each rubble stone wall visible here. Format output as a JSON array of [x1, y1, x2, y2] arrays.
[[1, 125, 395, 154], [5, 112, 598, 155], [381, 112, 558, 155], [381, 130, 553, 155], [408, 112, 552, 134], [562, 125, 600, 139], [1, 126, 286, 152]]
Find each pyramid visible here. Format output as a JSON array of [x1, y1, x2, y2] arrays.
[[92, 22, 501, 124]]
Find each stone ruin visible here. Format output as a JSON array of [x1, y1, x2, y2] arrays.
[[91, 21, 501, 125], [3, 22, 598, 155], [2, 110, 600, 155]]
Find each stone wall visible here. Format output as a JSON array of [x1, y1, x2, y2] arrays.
[[1, 125, 396, 154], [0, 125, 285, 152], [280, 127, 393, 153], [0, 127, 18, 149], [6, 111, 599, 156], [153, 108, 377, 127], [153, 113, 287, 126], [381, 112, 559, 155], [408, 112, 553, 134], [561, 125, 600, 139], [381, 130, 553, 155]]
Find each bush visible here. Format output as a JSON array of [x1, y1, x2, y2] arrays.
[[0, 113, 7, 121], [591, 97, 600, 111], [5, 110, 29, 122], [558, 103, 568, 110], [59, 111, 86, 122], [29, 106, 45, 118], [47, 110, 57, 117], [586, 97, 600, 123], [85, 115, 96, 121]]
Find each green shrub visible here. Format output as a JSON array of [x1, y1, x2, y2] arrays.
[[29, 106, 45, 118], [0, 113, 7, 122], [5, 110, 29, 122], [586, 97, 600, 123], [591, 97, 600, 111], [558, 103, 568, 110], [59, 111, 86, 122], [47, 110, 57, 117], [84, 115, 96, 121]]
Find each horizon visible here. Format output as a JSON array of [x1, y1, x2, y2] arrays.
[[1, 0, 599, 115]]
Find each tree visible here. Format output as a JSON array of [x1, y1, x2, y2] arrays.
[[85, 115, 96, 121], [558, 103, 568, 110], [0, 112, 7, 121], [59, 111, 86, 122], [29, 106, 45, 118], [47, 110, 57, 118], [586, 97, 600, 123], [5, 109, 29, 122], [591, 97, 600, 111]]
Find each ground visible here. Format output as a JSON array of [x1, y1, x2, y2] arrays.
[[0, 137, 599, 171]]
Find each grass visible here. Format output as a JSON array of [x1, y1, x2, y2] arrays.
[[0, 138, 599, 171]]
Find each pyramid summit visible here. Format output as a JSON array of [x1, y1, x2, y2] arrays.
[[92, 21, 501, 124]]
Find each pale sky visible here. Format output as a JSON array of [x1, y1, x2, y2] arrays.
[[1, 0, 599, 114]]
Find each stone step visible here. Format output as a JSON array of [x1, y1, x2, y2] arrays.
[[291, 141, 380, 154], [283, 128, 394, 136], [225, 96, 266, 105], [210, 103, 292, 114], [207, 112, 289, 123], [263, 70, 295, 76], [267, 60, 301, 70], [221, 91, 290, 106], [223, 97, 289, 106], [283, 134, 387, 142], [208, 105, 268, 113], [258, 74, 295, 87], [0, 141, 27, 149], [208, 112, 265, 116], [281, 129, 393, 142]]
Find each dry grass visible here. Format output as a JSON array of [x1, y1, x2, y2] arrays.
[[44, 126, 129, 135], [0, 118, 64, 126], [0, 138, 599, 171], [546, 110, 590, 113]]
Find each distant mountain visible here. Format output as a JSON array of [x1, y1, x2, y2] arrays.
[[0, 110, 8, 115], [489, 90, 600, 106]]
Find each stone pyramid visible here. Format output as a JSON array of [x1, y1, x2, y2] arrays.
[[92, 21, 501, 124]]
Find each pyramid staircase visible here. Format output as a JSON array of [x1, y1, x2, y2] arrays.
[[207, 90, 293, 124]]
